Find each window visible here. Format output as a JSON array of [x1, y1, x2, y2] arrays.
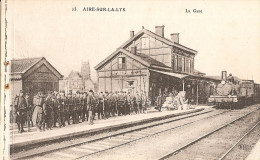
[[118, 57, 126, 69], [190, 59, 193, 73], [141, 37, 149, 49], [188, 59, 191, 73], [182, 57, 185, 72], [174, 55, 178, 71]]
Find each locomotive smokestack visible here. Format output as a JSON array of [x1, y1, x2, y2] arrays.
[[222, 71, 227, 81]]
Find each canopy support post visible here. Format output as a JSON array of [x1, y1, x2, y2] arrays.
[[182, 79, 185, 91], [197, 79, 199, 106]]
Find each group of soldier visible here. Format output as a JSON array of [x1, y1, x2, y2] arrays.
[[12, 89, 150, 133]]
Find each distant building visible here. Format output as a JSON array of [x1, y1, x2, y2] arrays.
[[61, 61, 95, 94], [11, 57, 63, 101]]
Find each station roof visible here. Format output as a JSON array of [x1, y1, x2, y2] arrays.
[[95, 49, 172, 70], [11, 57, 63, 80], [119, 28, 197, 55]]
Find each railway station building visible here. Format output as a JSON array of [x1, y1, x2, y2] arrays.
[[95, 26, 220, 105], [11, 57, 63, 101]]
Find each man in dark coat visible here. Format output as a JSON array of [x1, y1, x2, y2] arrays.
[[82, 92, 88, 122], [13, 90, 27, 133], [57, 91, 66, 127], [43, 92, 54, 130], [25, 92, 33, 131], [156, 93, 163, 112]]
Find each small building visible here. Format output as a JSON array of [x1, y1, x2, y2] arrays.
[[11, 57, 63, 101], [61, 61, 96, 94], [95, 26, 220, 105]]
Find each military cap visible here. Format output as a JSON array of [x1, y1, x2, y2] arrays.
[[48, 91, 53, 94], [89, 89, 93, 93], [76, 91, 80, 94]]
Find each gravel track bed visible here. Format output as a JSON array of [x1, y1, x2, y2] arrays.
[[223, 124, 260, 160], [77, 105, 260, 160], [11, 108, 214, 159], [166, 108, 260, 160]]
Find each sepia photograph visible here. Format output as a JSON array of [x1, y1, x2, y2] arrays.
[[1, 0, 260, 160]]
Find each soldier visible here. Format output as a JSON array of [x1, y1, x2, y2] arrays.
[[136, 91, 142, 114], [74, 91, 81, 123], [110, 92, 117, 117], [25, 93, 33, 131], [101, 92, 108, 119], [106, 92, 112, 118], [78, 92, 84, 122], [82, 92, 88, 122], [63, 93, 70, 125], [87, 90, 95, 125], [92, 92, 99, 120], [57, 91, 66, 127], [97, 92, 103, 119], [118, 91, 126, 116], [32, 91, 44, 132], [52, 92, 58, 127], [142, 91, 148, 114], [43, 92, 54, 130], [156, 93, 163, 112], [67, 92, 74, 124], [13, 90, 27, 133], [126, 92, 132, 115]]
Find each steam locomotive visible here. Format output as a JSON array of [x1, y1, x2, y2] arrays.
[[208, 71, 260, 109]]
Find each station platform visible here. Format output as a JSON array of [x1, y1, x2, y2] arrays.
[[10, 106, 211, 149]]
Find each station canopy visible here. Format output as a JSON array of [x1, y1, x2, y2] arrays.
[[149, 69, 189, 79]]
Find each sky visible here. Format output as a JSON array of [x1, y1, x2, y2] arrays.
[[7, 0, 260, 83]]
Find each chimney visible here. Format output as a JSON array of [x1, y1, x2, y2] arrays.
[[170, 33, 179, 43], [130, 31, 134, 38], [221, 71, 227, 81], [155, 25, 164, 37], [131, 46, 137, 55]]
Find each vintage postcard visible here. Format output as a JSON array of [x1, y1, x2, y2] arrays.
[[1, 0, 260, 160]]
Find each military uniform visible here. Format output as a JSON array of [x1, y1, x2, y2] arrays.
[[101, 93, 108, 119], [74, 94, 81, 123], [92, 93, 99, 120], [67, 94, 74, 123], [110, 93, 117, 116], [57, 93, 66, 127], [156, 94, 163, 112], [32, 93, 44, 131], [82, 93, 88, 122], [118, 93, 126, 116], [142, 93, 148, 114], [52, 93, 58, 127], [25, 94, 33, 131], [13, 92, 27, 133], [43, 94, 54, 130], [87, 91, 94, 125], [136, 93, 142, 114], [63, 96, 70, 125], [126, 93, 132, 115], [97, 93, 103, 119]]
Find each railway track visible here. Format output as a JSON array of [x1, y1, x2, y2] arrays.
[[13, 108, 229, 160], [158, 108, 260, 160]]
